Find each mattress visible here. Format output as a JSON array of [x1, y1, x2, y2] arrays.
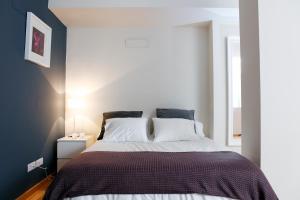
[[65, 137, 234, 200]]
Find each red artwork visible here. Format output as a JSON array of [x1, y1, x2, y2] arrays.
[[31, 27, 45, 56]]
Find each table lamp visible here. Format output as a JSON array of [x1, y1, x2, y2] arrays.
[[67, 98, 86, 137]]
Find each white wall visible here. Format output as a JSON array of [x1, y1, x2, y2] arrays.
[[66, 26, 211, 136], [240, 0, 300, 198], [210, 22, 240, 153], [239, 0, 261, 165], [259, 0, 300, 199]]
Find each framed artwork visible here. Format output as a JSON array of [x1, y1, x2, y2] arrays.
[[25, 12, 52, 68]]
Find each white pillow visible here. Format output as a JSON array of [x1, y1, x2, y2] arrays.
[[102, 118, 149, 142], [195, 121, 205, 137], [153, 118, 199, 142]]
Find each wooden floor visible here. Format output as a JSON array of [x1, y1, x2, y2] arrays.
[[17, 176, 53, 200]]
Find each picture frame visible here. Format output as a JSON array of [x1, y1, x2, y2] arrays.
[[24, 12, 52, 68]]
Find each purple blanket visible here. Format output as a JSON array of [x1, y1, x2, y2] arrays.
[[44, 151, 278, 200]]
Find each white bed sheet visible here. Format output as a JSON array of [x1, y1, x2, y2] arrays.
[[65, 137, 235, 200], [66, 194, 234, 200], [84, 137, 222, 153]]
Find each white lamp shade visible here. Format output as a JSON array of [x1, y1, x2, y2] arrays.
[[68, 98, 86, 109]]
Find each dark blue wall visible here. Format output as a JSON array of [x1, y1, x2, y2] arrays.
[[0, 0, 66, 198]]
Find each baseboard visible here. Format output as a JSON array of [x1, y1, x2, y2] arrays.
[[17, 175, 54, 200]]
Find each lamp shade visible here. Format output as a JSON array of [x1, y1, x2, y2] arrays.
[[67, 98, 86, 109]]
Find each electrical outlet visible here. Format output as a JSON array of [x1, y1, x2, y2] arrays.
[[27, 161, 36, 172], [36, 157, 43, 167]]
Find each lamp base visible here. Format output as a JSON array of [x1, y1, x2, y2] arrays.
[[68, 132, 86, 139]]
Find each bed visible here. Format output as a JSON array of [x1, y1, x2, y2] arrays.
[[45, 138, 277, 200], [67, 138, 224, 200], [45, 111, 277, 200]]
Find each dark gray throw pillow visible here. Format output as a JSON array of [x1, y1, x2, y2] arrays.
[[156, 108, 195, 120], [97, 111, 143, 140]]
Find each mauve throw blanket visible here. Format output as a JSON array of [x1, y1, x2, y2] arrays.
[[44, 151, 278, 200]]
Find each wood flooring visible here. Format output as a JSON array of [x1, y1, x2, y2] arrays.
[[17, 175, 53, 200]]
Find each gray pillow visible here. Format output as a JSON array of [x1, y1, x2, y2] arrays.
[[97, 111, 143, 140], [156, 108, 195, 120]]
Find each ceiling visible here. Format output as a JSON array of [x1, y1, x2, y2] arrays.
[[49, 0, 239, 27], [49, 0, 239, 8]]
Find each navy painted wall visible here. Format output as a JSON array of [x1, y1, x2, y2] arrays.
[[0, 0, 66, 198]]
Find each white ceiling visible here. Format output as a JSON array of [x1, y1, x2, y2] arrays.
[[49, 0, 239, 8], [49, 0, 239, 27]]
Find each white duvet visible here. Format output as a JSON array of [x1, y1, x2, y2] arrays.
[[65, 137, 235, 200]]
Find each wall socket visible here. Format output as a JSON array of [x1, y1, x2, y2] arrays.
[[36, 157, 43, 167], [27, 161, 36, 172], [27, 157, 43, 173]]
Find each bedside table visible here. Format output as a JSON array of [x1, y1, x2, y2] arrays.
[[57, 135, 95, 171]]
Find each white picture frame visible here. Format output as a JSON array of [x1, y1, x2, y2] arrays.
[[24, 12, 52, 68], [227, 36, 242, 147]]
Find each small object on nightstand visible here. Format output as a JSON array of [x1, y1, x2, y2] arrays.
[[67, 97, 86, 134], [57, 135, 94, 171]]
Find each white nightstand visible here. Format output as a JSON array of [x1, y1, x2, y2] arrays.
[[57, 135, 95, 171]]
